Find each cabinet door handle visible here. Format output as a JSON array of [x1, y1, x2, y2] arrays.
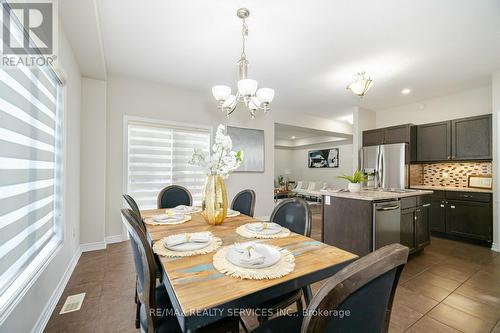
[[422, 203, 431, 207], [440, 204, 445, 208], [450, 205, 455, 209]]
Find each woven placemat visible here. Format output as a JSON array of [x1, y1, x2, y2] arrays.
[[153, 232, 222, 257], [235, 225, 291, 239], [213, 245, 295, 280], [144, 214, 191, 226]]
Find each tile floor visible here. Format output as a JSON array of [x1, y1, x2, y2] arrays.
[[45, 208, 500, 333]]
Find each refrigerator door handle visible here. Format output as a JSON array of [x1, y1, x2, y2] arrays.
[[379, 146, 384, 188]]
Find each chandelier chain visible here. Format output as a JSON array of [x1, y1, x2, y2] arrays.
[[240, 19, 248, 61]]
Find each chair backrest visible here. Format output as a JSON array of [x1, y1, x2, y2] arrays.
[[270, 198, 311, 236], [157, 185, 192, 209], [123, 194, 141, 219], [307, 182, 316, 191], [121, 208, 159, 333], [301, 244, 409, 333], [231, 189, 256, 217]]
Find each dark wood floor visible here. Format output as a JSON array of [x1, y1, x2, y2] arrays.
[[45, 208, 500, 333]]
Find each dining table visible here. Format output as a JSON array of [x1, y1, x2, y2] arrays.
[[141, 208, 358, 332]]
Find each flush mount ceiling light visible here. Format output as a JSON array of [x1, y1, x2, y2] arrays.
[[212, 8, 275, 119], [401, 88, 411, 95], [346, 71, 374, 97], [291, 136, 296, 139]]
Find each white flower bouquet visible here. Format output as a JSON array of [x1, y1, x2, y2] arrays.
[[190, 124, 244, 178]]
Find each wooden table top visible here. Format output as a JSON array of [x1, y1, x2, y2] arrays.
[[142, 209, 357, 318]]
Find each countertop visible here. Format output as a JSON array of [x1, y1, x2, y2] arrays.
[[316, 189, 434, 201], [410, 185, 493, 194]]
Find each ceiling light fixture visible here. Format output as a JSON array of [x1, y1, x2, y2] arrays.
[[291, 136, 296, 140], [212, 8, 275, 119], [347, 71, 374, 97], [401, 88, 411, 95]]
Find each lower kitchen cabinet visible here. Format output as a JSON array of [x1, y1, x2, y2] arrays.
[[400, 197, 430, 253], [429, 191, 492, 245], [430, 198, 446, 232], [415, 204, 430, 248], [401, 208, 416, 252], [446, 200, 492, 242]]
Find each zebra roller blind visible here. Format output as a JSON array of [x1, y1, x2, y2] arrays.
[[0, 65, 63, 300], [127, 121, 210, 209]]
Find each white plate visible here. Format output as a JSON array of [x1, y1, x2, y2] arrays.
[[227, 209, 240, 217], [169, 206, 201, 214], [153, 214, 186, 224], [244, 222, 282, 235], [164, 238, 212, 251], [225, 243, 281, 269]]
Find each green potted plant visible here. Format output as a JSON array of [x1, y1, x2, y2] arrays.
[[337, 170, 367, 192]]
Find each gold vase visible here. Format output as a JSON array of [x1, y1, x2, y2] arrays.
[[201, 175, 228, 225]]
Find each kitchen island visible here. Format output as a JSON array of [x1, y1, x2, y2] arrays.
[[321, 189, 433, 256]]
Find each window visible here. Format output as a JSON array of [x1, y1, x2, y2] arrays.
[[126, 120, 211, 209], [0, 64, 63, 310]]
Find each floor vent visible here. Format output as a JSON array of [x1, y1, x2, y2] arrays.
[[60, 293, 86, 314]]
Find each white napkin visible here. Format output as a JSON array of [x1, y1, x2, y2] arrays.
[[165, 232, 211, 248], [245, 222, 281, 233], [233, 242, 265, 265]]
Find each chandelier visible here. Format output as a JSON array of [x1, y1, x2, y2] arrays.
[[347, 71, 374, 97], [212, 8, 275, 119]]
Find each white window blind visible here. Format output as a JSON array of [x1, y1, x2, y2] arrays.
[[0, 64, 63, 304], [127, 122, 210, 209]]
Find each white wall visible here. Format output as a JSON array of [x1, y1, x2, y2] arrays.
[[80, 78, 107, 247], [492, 72, 500, 252], [376, 85, 492, 127], [0, 26, 82, 332], [353, 107, 376, 171], [275, 141, 353, 189]]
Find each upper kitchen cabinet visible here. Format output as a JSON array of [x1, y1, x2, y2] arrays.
[[452, 114, 492, 160], [362, 124, 411, 146], [415, 114, 492, 162], [416, 121, 451, 162]]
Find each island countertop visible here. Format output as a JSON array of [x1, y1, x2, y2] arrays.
[[315, 189, 434, 201], [410, 185, 493, 194]]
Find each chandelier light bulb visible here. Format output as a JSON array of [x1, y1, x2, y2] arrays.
[[237, 79, 258, 96], [256, 88, 275, 103], [212, 85, 231, 101]]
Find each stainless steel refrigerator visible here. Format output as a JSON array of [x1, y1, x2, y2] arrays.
[[361, 143, 409, 190]]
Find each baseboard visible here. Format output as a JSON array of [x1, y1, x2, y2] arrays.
[[80, 240, 106, 252], [105, 234, 123, 245], [32, 248, 81, 333], [492, 242, 499, 253]]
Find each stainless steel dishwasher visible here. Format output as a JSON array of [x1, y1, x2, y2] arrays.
[[373, 200, 401, 250]]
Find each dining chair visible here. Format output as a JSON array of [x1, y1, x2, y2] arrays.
[[251, 198, 312, 324], [157, 185, 192, 209], [231, 189, 256, 217], [250, 244, 409, 333], [121, 208, 181, 333], [123, 193, 141, 219]]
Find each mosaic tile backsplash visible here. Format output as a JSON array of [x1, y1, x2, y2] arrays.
[[411, 162, 492, 187]]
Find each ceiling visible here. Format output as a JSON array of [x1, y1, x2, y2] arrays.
[[62, 0, 500, 118], [275, 123, 351, 148]]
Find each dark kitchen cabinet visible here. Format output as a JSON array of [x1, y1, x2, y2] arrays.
[[400, 208, 416, 252], [415, 114, 492, 162], [416, 121, 451, 162], [385, 125, 411, 144], [446, 200, 492, 242], [415, 204, 430, 248], [429, 199, 446, 232], [452, 114, 492, 160], [362, 124, 412, 146], [363, 129, 385, 146]]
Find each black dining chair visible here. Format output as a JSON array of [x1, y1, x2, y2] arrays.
[[123, 194, 141, 219], [231, 189, 256, 217], [250, 198, 312, 324], [157, 185, 192, 209], [121, 208, 181, 333], [250, 244, 409, 333]]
